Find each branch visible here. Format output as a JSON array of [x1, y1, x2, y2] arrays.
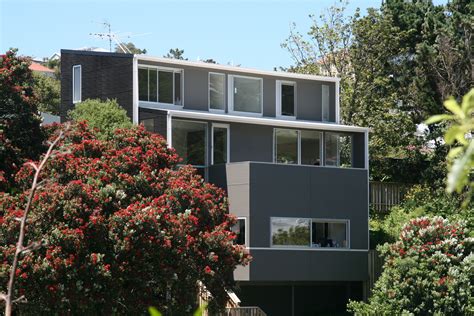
[[3, 128, 65, 316]]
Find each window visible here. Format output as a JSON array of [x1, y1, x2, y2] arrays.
[[301, 130, 322, 166], [139, 118, 154, 132], [312, 220, 348, 248], [230, 76, 263, 114], [275, 129, 298, 164], [271, 217, 349, 249], [212, 124, 229, 165], [271, 217, 311, 247], [324, 132, 352, 168], [209, 73, 225, 110], [322, 85, 330, 122], [231, 218, 246, 245], [277, 81, 296, 118], [171, 119, 207, 166], [138, 67, 183, 106], [72, 65, 81, 103]]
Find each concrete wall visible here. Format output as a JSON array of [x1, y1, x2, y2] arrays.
[[60, 50, 134, 122]]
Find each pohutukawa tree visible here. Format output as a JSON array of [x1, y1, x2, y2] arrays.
[[0, 122, 250, 314]]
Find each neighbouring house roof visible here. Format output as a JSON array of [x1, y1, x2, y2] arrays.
[[29, 62, 55, 73]]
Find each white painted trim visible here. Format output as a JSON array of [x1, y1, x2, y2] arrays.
[[137, 55, 340, 83], [208, 72, 226, 111], [228, 74, 263, 117], [132, 57, 139, 124], [166, 112, 172, 148], [335, 80, 340, 124], [139, 101, 184, 111], [276, 80, 297, 120], [246, 247, 368, 252], [211, 123, 230, 165], [165, 109, 369, 133], [72, 65, 82, 104]]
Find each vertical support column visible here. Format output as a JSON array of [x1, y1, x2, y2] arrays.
[[132, 56, 139, 124], [166, 112, 172, 148], [335, 79, 340, 124]]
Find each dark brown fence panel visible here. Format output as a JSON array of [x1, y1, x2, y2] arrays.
[[370, 182, 409, 214]]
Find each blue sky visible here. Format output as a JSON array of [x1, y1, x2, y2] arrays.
[[0, 0, 443, 70]]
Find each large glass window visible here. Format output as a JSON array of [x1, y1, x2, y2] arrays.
[[212, 124, 229, 165], [209, 73, 225, 110], [231, 218, 246, 245], [72, 65, 81, 103], [312, 221, 348, 248], [271, 217, 310, 247], [171, 119, 207, 166], [325, 132, 352, 168], [275, 129, 298, 164], [278, 82, 296, 117], [301, 130, 322, 166], [322, 84, 330, 122], [232, 76, 262, 114], [138, 67, 182, 105]]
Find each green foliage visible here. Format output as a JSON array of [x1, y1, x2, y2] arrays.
[[148, 307, 162, 316], [164, 48, 187, 60], [0, 48, 45, 190], [69, 98, 133, 140], [115, 42, 147, 54], [272, 226, 310, 246], [426, 89, 474, 204], [32, 72, 60, 115], [349, 216, 474, 315]]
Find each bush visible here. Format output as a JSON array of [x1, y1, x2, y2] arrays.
[[349, 216, 473, 315], [69, 98, 133, 139], [33, 72, 60, 115], [0, 122, 250, 314], [0, 49, 45, 189]]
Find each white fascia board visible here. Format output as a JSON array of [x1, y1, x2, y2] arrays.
[[166, 109, 369, 133], [135, 55, 340, 83]]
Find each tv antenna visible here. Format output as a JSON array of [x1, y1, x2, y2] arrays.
[[90, 21, 150, 53]]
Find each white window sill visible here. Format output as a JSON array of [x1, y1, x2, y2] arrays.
[[139, 101, 184, 111]]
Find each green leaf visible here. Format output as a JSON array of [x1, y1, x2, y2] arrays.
[[444, 99, 464, 119], [444, 125, 462, 144], [424, 114, 454, 125], [461, 89, 474, 113], [194, 304, 207, 316], [148, 307, 162, 316], [447, 146, 464, 160], [447, 140, 474, 193]]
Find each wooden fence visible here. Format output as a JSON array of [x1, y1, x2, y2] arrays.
[[370, 182, 409, 214], [367, 250, 384, 296]]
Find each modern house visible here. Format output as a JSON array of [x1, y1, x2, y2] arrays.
[[60, 49, 369, 315]]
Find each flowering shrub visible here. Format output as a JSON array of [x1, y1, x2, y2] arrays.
[[0, 49, 45, 190], [0, 122, 250, 314], [348, 216, 473, 315]]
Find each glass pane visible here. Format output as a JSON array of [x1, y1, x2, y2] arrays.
[[140, 118, 154, 132], [339, 134, 352, 168], [281, 84, 295, 116], [149, 69, 157, 102], [174, 72, 182, 105], [312, 221, 347, 248], [272, 218, 310, 247], [324, 132, 339, 166], [159, 71, 173, 104], [138, 68, 148, 101], [325, 132, 352, 167], [172, 119, 206, 166], [73, 66, 81, 101], [275, 129, 298, 164], [301, 130, 321, 166], [233, 77, 262, 113], [210, 73, 225, 110], [213, 127, 228, 164], [231, 219, 246, 245], [322, 85, 330, 121]]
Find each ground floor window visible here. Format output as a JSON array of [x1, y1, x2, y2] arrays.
[[271, 217, 349, 248], [171, 119, 207, 166]]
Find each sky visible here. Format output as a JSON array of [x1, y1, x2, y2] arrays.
[[0, 0, 445, 71]]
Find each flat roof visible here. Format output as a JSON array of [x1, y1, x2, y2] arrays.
[[157, 108, 368, 133]]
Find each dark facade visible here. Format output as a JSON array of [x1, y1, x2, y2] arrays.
[[60, 50, 369, 315]]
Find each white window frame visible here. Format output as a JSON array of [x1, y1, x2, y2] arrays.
[[138, 65, 184, 110], [211, 123, 230, 165], [276, 80, 297, 120], [273, 128, 300, 165], [72, 65, 82, 104], [228, 74, 263, 117], [270, 217, 350, 249], [170, 118, 208, 168], [322, 84, 330, 122], [208, 72, 226, 113]]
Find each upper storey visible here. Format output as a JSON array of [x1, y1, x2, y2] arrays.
[[137, 55, 340, 123]]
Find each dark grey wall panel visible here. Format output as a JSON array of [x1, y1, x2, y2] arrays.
[[60, 50, 133, 122], [352, 133, 366, 169], [248, 249, 368, 281], [229, 123, 274, 163], [262, 78, 276, 117], [297, 81, 320, 121]]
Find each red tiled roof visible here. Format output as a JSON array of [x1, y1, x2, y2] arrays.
[[29, 62, 54, 73]]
